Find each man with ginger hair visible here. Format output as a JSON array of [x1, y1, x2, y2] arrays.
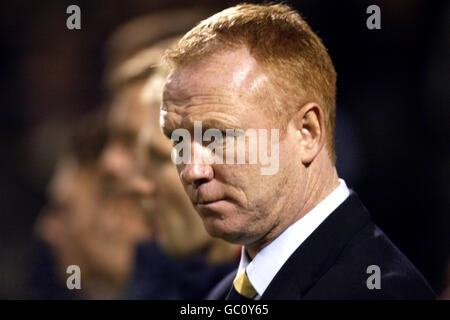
[[160, 3, 435, 299]]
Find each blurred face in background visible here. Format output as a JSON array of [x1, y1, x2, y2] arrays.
[[35, 77, 155, 298], [135, 72, 211, 257], [99, 78, 154, 241], [101, 79, 153, 194], [38, 158, 96, 279], [37, 155, 150, 298], [38, 157, 132, 296]]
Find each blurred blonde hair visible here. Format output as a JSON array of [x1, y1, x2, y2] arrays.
[[103, 9, 213, 92]]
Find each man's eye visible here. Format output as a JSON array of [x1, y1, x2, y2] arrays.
[[161, 124, 173, 139], [164, 130, 173, 139]]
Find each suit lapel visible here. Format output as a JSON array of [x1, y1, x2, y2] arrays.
[[206, 269, 237, 300], [261, 192, 371, 299]]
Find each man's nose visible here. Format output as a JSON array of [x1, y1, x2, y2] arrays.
[[179, 141, 214, 186], [100, 143, 133, 179], [180, 163, 214, 186], [180, 164, 214, 186], [127, 174, 156, 198]]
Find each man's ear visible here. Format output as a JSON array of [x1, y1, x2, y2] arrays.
[[292, 102, 326, 164]]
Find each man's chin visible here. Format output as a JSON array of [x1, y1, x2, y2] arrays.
[[202, 218, 247, 244]]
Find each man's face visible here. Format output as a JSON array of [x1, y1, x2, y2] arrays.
[[135, 75, 211, 256], [38, 157, 151, 296], [101, 80, 150, 191], [40, 158, 101, 277], [161, 47, 305, 246]]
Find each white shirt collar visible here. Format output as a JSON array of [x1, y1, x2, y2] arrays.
[[237, 178, 350, 298]]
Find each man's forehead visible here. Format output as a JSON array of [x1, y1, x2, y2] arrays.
[[163, 47, 263, 101], [108, 82, 149, 132]]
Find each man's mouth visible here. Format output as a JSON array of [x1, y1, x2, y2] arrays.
[[197, 198, 225, 205], [192, 186, 233, 207], [196, 200, 232, 214], [196, 196, 236, 209]]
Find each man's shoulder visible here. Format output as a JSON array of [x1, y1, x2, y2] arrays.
[[261, 192, 435, 300], [303, 222, 435, 299]]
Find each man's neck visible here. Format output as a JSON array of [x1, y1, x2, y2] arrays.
[[205, 238, 241, 264], [245, 161, 340, 259], [297, 166, 340, 222]]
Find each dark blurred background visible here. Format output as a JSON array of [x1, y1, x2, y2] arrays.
[[0, 0, 448, 298]]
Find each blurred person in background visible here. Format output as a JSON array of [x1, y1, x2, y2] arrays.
[[30, 9, 239, 300], [100, 10, 240, 299], [34, 113, 151, 299]]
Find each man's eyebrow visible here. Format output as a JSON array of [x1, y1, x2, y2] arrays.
[[162, 116, 242, 139], [161, 118, 176, 138], [162, 86, 193, 106], [160, 108, 182, 138], [161, 125, 172, 139], [161, 96, 246, 138], [197, 118, 241, 131]]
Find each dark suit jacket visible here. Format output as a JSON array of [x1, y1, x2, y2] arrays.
[[207, 192, 435, 300], [124, 242, 238, 299]]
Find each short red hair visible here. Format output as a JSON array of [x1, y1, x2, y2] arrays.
[[165, 3, 337, 162]]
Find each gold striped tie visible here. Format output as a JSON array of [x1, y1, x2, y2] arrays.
[[233, 270, 257, 299]]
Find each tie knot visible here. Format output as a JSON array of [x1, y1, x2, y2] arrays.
[[233, 270, 257, 299]]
